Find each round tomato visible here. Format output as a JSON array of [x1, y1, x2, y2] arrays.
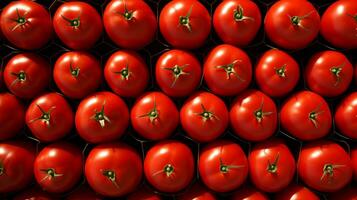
[[67, 185, 103, 200], [127, 186, 162, 200], [274, 184, 319, 200], [329, 186, 357, 200], [53, 2, 102, 50], [85, 142, 142, 197], [180, 91, 229, 142], [159, 0, 211, 49], [0, 1, 52, 50], [144, 140, 195, 193], [53, 51, 102, 99], [104, 50, 149, 98], [264, 0, 320, 50], [231, 186, 269, 200], [75, 91, 129, 143], [280, 91, 332, 141], [335, 92, 357, 139], [103, 0, 157, 49], [255, 49, 300, 97], [351, 148, 357, 181], [230, 89, 277, 142], [199, 140, 248, 193], [178, 183, 216, 200], [14, 187, 57, 200]]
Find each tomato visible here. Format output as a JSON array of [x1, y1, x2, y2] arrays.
[[14, 187, 58, 200], [230, 89, 277, 142], [351, 148, 357, 181], [231, 186, 269, 200], [177, 183, 216, 200], [274, 184, 319, 200], [280, 91, 332, 141], [53, 51, 102, 99], [297, 141, 353, 192], [53, 2, 102, 50], [203, 44, 252, 96], [4, 53, 50, 99], [0, 93, 25, 140], [103, 0, 157, 49], [34, 142, 82, 193], [320, 0, 357, 49], [199, 140, 248, 193], [0, 1, 52, 50], [75, 91, 129, 143], [155, 49, 202, 97], [328, 186, 357, 200], [213, 0, 261, 47], [255, 49, 300, 97], [67, 185, 103, 200], [159, 0, 211, 49], [144, 140, 195, 193], [180, 91, 229, 142], [335, 92, 357, 139], [264, 0, 320, 49], [85, 142, 142, 197], [127, 186, 162, 200], [104, 50, 149, 98]]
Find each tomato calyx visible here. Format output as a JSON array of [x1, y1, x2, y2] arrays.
[[28, 104, 56, 128], [254, 99, 273, 123], [195, 104, 219, 122], [113, 63, 132, 80], [117, 1, 134, 21], [0, 162, 4, 176], [308, 103, 324, 128], [152, 164, 175, 178], [10, 8, 29, 31], [288, 11, 315, 29], [330, 63, 345, 86], [346, 13, 357, 22], [163, 64, 190, 87], [179, 5, 193, 32], [320, 164, 345, 182], [215, 60, 244, 81], [61, 15, 80, 29], [40, 168, 63, 182], [69, 62, 80, 78], [138, 97, 159, 123], [219, 157, 244, 174], [102, 169, 120, 189], [233, 5, 254, 22], [267, 153, 280, 173], [275, 64, 287, 78], [91, 100, 111, 128]]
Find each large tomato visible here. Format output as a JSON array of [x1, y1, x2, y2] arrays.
[[329, 187, 357, 200], [352, 148, 357, 181], [274, 184, 319, 200], [231, 186, 269, 200], [67, 185, 103, 200], [14, 187, 57, 200], [335, 92, 357, 139], [127, 186, 162, 200], [177, 183, 216, 200]]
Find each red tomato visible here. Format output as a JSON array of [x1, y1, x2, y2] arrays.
[[53, 51, 102, 99], [351, 148, 357, 181], [14, 187, 58, 200], [255, 49, 300, 97], [4, 53, 50, 99], [204, 44, 252, 96], [264, 0, 320, 49], [280, 91, 332, 141], [335, 92, 357, 139], [297, 141, 353, 192], [103, 0, 157, 49], [0, 1, 52, 50], [180, 91, 229, 142], [104, 50, 149, 98], [274, 184, 319, 200], [34, 142, 83, 193], [127, 186, 162, 200], [75, 91, 129, 143], [26, 93, 73, 142], [178, 183, 216, 200], [66, 185, 103, 200], [159, 0, 211, 49], [213, 0, 261, 47], [230, 186, 268, 200], [155, 49, 202, 97], [53, 2, 102, 50], [199, 140, 248, 193], [144, 140, 195, 193], [85, 142, 142, 197], [230, 90, 277, 142]]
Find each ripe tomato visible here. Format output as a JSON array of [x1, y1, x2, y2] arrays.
[[213, 0, 261, 47], [53, 2, 102, 50], [280, 91, 332, 141], [230, 90, 277, 142], [26, 93, 74, 142], [155, 49, 202, 97], [328, 186, 357, 200], [264, 0, 320, 49], [274, 184, 319, 200], [199, 140, 248, 193], [75, 91, 129, 143], [159, 0, 211, 49], [53, 51, 102, 99], [180, 91, 229, 142], [177, 183, 216, 200], [144, 140, 195, 193], [351, 148, 357, 181], [103, 0, 157, 49], [85, 142, 142, 197], [204, 44, 252, 96], [231, 186, 268, 200], [127, 186, 162, 200], [335, 92, 357, 139], [14, 187, 57, 200], [0, 1, 52, 50], [67, 185, 103, 200], [4, 53, 50, 99], [255, 49, 300, 97], [297, 141, 353, 192], [104, 50, 149, 98]]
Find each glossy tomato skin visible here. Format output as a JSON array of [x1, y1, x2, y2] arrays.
[[335, 92, 357, 139], [53, 51, 102, 99], [352, 148, 357, 181], [199, 140, 248, 193], [75, 91, 129, 143], [178, 183, 216, 200], [255, 49, 300, 97], [53, 2, 102, 50], [85, 142, 142, 197], [264, 0, 320, 50], [280, 91, 332, 141], [180, 91, 229, 142], [231, 186, 269, 200], [14, 187, 58, 200], [230, 90, 277, 142], [213, 0, 261, 47], [0, 1, 52, 50], [66, 185, 103, 200], [274, 184, 319, 200], [204, 44, 252, 96], [328, 186, 357, 200], [155, 49, 202, 97], [159, 0, 211, 49], [127, 186, 162, 200], [103, 0, 157, 49], [4, 53, 50, 99], [104, 50, 149, 98], [144, 140, 195, 193]]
